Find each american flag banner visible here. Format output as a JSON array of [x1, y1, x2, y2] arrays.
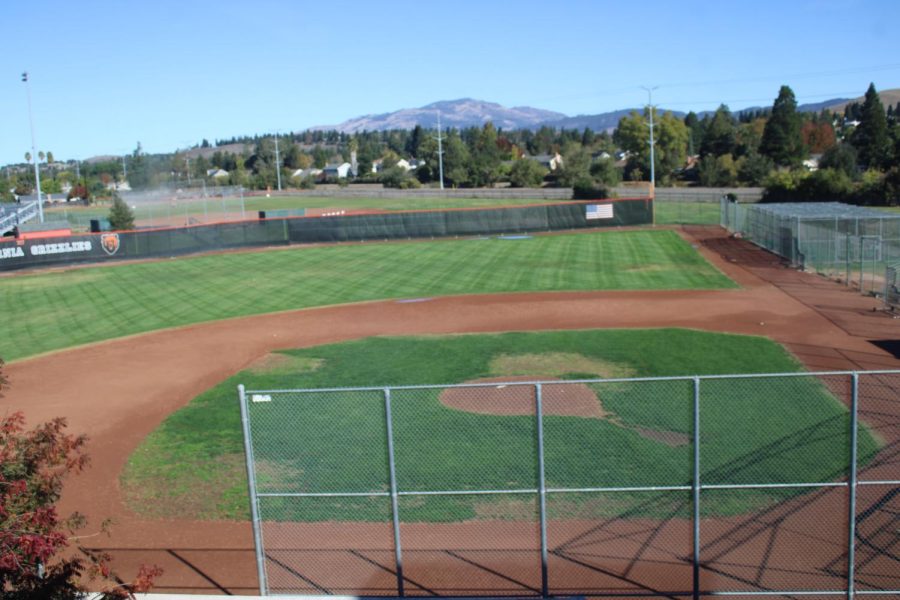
[[585, 203, 614, 220]]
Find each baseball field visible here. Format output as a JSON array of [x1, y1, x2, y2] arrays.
[[1, 221, 898, 596], [121, 329, 879, 524], [0, 229, 732, 361], [43, 194, 725, 231]]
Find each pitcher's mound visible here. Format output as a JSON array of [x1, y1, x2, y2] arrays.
[[439, 376, 606, 418]]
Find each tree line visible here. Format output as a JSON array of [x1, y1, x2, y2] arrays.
[[3, 83, 898, 205]]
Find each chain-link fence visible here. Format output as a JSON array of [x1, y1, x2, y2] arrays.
[[721, 201, 900, 296], [885, 264, 900, 310], [239, 370, 900, 597]]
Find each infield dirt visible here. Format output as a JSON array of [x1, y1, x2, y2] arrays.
[[3, 225, 899, 595]]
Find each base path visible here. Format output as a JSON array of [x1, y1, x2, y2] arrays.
[[3, 226, 899, 595]]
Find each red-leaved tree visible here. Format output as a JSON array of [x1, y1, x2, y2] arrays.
[[0, 362, 161, 598]]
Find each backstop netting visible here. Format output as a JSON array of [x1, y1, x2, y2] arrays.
[[721, 200, 900, 295], [0, 197, 651, 271], [239, 370, 900, 597]]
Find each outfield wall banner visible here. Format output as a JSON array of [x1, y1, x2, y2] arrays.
[[0, 198, 651, 271]]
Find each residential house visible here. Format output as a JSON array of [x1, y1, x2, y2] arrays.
[[532, 152, 563, 171], [802, 154, 823, 172], [323, 162, 352, 179], [206, 168, 229, 179], [291, 168, 323, 179]]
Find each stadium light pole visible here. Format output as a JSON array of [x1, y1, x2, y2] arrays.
[[435, 110, 445, 190], [21, 72, 44, 223], [641, 85, 658, 225], [273, 134, 283, 192]]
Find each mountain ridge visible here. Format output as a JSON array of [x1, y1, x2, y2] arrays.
[[310, 90, 899, 134]]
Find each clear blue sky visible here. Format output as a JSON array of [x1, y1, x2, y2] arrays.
[[2, 0, 898, 165]]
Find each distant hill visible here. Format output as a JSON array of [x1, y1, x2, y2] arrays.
[[312, 90, 900, 138], [312, 98, 566, 133], [824, 88, 900, 114], [542, 108, 673, 132]]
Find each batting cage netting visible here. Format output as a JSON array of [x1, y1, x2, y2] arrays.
[[721, 200, 900, 296]]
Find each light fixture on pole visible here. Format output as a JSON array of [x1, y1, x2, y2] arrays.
[[641, 85, 658, 225], [21, 71, 44, 223]]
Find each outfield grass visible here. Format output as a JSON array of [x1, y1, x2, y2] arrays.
[[121, 329, 878, 522], [654, 201, 720, 225], [43, 195, 569, 230], [45, 196, 731, 230], [0, 229, 734, 361]]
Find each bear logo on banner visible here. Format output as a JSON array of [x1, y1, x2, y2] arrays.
[[100, 233, 121, 256]]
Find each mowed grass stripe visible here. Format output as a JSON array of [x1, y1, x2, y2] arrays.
[[0, 230, 735, 361]]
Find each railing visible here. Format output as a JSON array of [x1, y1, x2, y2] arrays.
[[0, 201, 39, 235]]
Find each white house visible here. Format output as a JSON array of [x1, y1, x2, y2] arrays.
[[802, 154, 822, 172], [206, 168, 229, 179], [323, 162, 352, 179], [291, 168, 323, 179], [532, 152, 563, 171]]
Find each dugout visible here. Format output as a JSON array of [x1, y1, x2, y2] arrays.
[[0, 197, 652, 272]]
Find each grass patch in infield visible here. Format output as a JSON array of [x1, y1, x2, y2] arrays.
[[0, 229, 735, 361], [121, 328, 879, 522]]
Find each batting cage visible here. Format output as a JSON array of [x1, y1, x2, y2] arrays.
[[238, 370, 900, 597], [0, 197, 651, 271], [885, 263, 900, 310], [721, 200, 900, 296]]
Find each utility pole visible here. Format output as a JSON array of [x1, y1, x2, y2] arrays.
[[274, 135, 283, 192], [186, 158, 192, 186], [21, 72, 44, 222], [641, 86, 658, 225], [122, 154, 128, 182], [436, 111, 445, 190]]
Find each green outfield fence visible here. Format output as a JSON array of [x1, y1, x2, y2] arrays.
[[721, 200, 900, 296], [239, 370, 900, 597], [0, 198, 651, 271]]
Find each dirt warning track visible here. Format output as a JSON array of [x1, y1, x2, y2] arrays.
[[2, 226, 899, 595]]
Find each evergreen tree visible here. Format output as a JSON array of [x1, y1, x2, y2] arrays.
[[684, 111, 703, 156], [851, 83, 891, 170], [469, 123, 502, 187], [699, 105, 736, 157], [406, 125, 425, 158], [760, 86, 805, 167], [108, 193, 135, 230], [128, 142, 151, 189]]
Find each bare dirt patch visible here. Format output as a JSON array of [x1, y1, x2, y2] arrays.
[[245, 353, 324, 375], [489, 352, 636, 379], [121, 453, 247, 520]]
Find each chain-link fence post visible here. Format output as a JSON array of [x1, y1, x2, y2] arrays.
[[692, 376, 701, 600], [846, 373, 859, 600], [238, 384, 268, 595], [383, 387, 405, 596], [535, 383, 549, 597]]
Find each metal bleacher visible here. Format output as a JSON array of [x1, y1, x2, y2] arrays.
[[0, 201, 41, 236]]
